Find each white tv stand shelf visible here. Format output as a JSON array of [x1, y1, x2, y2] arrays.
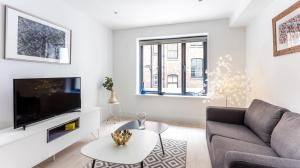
[[0, 107, 101, 168]]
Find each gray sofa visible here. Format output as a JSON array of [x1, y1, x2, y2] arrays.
[[206, 99, 300, 168]]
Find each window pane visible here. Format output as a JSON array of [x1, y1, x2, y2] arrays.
[[142, 45, 158, 92], [186, 42, 205, 95], [191, 58, 203, 78], [162, 43, 181, 94]]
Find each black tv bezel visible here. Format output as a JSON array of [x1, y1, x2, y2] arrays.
[[13, 77, 81, 129]]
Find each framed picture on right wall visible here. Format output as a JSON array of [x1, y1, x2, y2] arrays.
[[272, 1, 300, 56]]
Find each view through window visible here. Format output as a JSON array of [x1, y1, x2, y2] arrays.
[[140, 36, 207, 96]]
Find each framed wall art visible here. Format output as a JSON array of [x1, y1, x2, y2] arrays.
[[5, 6, 72, 64], [273, 1, 300, 56]]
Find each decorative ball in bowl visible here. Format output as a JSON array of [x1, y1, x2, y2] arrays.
[[111, 130, 132, 145]]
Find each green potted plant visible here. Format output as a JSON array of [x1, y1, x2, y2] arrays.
[[102, 77, 118, 104]]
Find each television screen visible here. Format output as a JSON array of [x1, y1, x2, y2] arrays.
[[14, 77, 81, 129]]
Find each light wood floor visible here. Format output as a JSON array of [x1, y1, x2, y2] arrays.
[[34, 120, 212, 168]]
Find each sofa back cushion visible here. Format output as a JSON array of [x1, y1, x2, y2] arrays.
[[244, 99, 288, 144], [271, 112, 300, 160]]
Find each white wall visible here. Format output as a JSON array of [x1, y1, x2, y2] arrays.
[[113, 19, 245, 126], [0, 0, 113, 129], [246, 0, 300, 112]]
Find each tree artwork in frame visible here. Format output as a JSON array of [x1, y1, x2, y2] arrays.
[[5, 6, 71, 64], [273, 1, 300, 57]]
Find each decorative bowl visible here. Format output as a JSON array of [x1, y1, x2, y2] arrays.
[[111, 130, 132, 145]]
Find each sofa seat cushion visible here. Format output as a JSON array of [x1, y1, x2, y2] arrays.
[[206, 121, 266, 146], [271, 112, 300, 160], [244, 99, 288, 144], [211, 136, 278, 168]]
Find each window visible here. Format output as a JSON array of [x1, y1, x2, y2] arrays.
[[162, 43, 182, 94], [166, 44, 178, 59], [167, 74, 178, 88], [153, 74, 158, 87], [140, 45, 158, 93], [139, 36, 207, 96], [191, 58, 203, 79]]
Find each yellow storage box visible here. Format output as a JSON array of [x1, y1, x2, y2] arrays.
[[65, 122, 76, 131]]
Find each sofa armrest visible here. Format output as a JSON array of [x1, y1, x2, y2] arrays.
[[206, 106, 246, 124], [225, 151, 300, 168]]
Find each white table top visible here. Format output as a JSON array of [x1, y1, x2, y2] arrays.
[[81, 130, 158, 165]]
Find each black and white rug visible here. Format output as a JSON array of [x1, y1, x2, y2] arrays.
[[84, 139, 187, 168]]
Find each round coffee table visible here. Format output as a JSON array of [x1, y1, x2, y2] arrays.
[[81, 130, 158, 168], [117, 120, 168, 155]]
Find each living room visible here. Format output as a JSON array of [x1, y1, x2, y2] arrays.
[[0, 0, 299, 168]]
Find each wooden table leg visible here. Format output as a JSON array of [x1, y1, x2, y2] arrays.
[[159, 134, 165, 155]]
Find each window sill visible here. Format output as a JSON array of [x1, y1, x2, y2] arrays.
[[136, 94, 210, 99]]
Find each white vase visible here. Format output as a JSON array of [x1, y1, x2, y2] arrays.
[[108, 90, 119, 104]]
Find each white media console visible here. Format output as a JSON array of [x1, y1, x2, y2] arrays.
[[0, 107, 101, 168]]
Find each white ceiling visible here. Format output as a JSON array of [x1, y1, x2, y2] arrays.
[[63, 0, 257, 30]]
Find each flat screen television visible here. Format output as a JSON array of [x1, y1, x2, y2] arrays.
[[13, 77, 81, 129]]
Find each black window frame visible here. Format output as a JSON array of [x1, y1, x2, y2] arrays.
[[139, 36, 208, 96]]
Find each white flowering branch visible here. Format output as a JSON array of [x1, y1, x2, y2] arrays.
[[206, 55, 251, 107]]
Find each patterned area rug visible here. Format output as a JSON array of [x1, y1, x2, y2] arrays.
[[84, 139, 187, 168]]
